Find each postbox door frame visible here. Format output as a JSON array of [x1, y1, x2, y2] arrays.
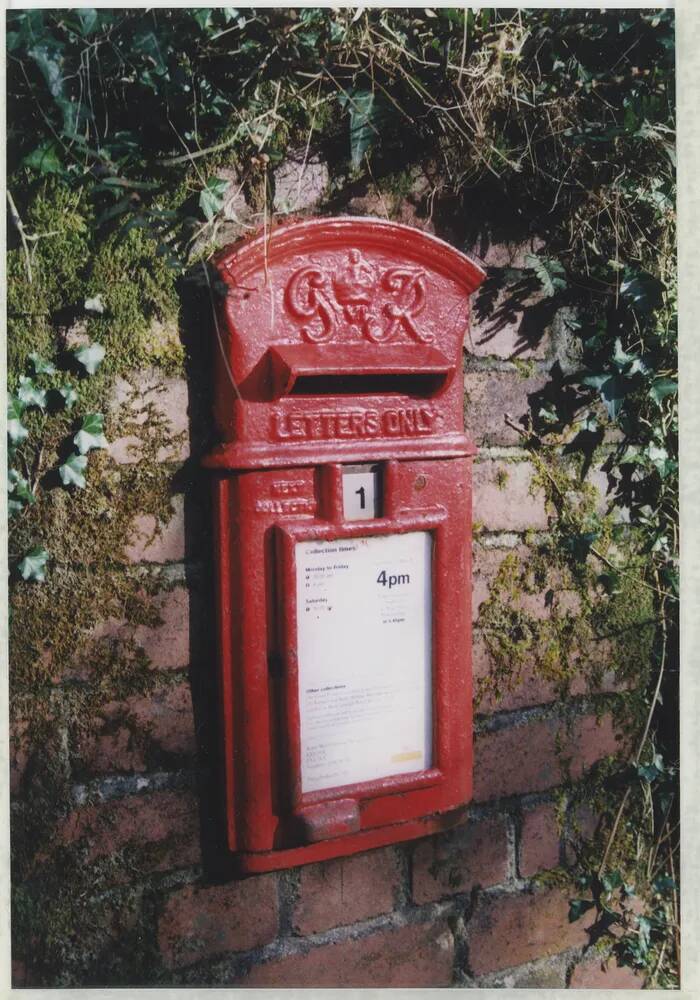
[[276, 506, 465, 832]]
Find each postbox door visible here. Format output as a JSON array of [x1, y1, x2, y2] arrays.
[[274, 456, 472, 846]]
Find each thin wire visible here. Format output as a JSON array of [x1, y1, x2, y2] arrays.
[[201, 260, 242, 402]]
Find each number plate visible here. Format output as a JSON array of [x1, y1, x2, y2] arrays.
[[342, 466, 381, 521]]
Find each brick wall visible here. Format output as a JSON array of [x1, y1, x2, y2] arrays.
[[10, 167, 642, 988]]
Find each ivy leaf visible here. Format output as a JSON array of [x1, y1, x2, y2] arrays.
[[652, 875, 676, 894], [59, 452, 88, 488], [581, 372, 608, 390], [23, 140, 65, 175], [7, 396, 29, 444], [636, 915, 652, 955], [17, 375, 47, 410], [647, 443, 676, 479], [18, 546, 49, 582], [57, 384, 78, 410], [78, 8, 99, 36], [619, 445, 643, 465], [199, 176, 228, 221], [345, 89, 378, 171], [598, 571, 622, 595], [74, 412, 108, 454], [74, 342, 105, 374], [8, 470, 36, 514], [620, 269, 665, 314], [28, 42, 78, 136], [525, 254, 567, 297], [601, 869, 624, 893], [568, 898, 595, 922], [563, 530, 599, 562], [84, 294, 105, 314], [192, 7, 214, 30], [636, 754, 664, 782], [649, 378, 677, 405], [582, 373, 632, 421], [661, 565, 680, 597], [29, 352, 57, 376]]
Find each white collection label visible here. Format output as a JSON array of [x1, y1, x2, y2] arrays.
[[296, 531, 433, 793]]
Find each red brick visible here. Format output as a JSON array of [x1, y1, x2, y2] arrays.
[[109, 370, 189, 465], [569, 712, 623, 779], [473, 632, 560, 714], [464, 371, 548, 447], [158, 874, 278, 969], [123, 495, 185, 563], [235, 920, 455, 987], [474, 718, 559, 802], [570, 654, 628, 698], [472, 634, 623, 715], [89, 587, 190, 671], [56, 789, 200, 872], [136, 588, 190, 668], [413, 816, 509, 904], [472, 545, 539, 622], [79, 717, 142, 774], [587, 465, 613, 515], [569, 953, 644, 989], [80, 681, 195, 775], [468, 291, 551, 360], [520, 803, 561, 876], [294, 847, 399, 935], [473, 713, 622, 803], [564, 802, 603, 866], [467, 887, 593, 976], [472, 460, 548, 533]]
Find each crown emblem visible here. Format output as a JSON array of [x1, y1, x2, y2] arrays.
[[332, 249, 376, 307], [285, 250, 429, 344]]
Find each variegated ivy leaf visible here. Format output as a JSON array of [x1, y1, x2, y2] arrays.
[[17, 375, 47, 410], [84, 294, 105, 314], [7, 396, 28, 444], [8, 469, 36, 514], [59, 452, 88, 488], [18, 546, 49, 582], [650, 378, 677, 406], [57, 384, 78, 410], [74, 342, 105, 375], [199, 176, 228, 221], [74, 412, 108, 454], [28, 352, 57, 376]]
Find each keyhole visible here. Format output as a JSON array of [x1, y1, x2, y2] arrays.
[[355, 486, 366, 509]]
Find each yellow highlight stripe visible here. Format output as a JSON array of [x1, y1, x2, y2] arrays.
[[390, 751, 422, 763]]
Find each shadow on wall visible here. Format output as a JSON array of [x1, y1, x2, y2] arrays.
[[471, 269, 559, 359], [176, 270, 241, 881]]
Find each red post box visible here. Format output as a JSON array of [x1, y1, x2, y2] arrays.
[[203, 217, 485, 873]]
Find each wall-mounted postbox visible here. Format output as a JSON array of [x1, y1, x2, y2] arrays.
[[204, 217, 485, 873]]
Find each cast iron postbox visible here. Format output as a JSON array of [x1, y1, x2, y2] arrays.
[[204, 217, 485, 873]]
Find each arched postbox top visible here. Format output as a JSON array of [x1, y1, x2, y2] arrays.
[[205, 216, 485, 469], [214, 216, 485, 294]]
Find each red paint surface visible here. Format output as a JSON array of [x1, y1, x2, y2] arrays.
[[204, 217, 485, 872]]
